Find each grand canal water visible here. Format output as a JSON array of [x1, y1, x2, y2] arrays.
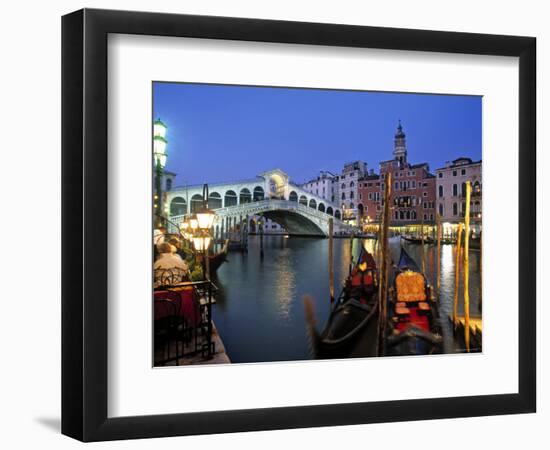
[[212, 235, 482, 363]]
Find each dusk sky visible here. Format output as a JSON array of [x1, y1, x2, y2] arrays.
[[153, 82, 482, 187]]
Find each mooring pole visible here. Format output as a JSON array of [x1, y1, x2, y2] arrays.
[[260, 216, 264, 259], [421, 214, 426, 275], [377, 173, 392, 357], [464, 181, 472, 352], [436, 213, 441, 297], [329, 218, 334, 303], [453, 223, 463, 326]]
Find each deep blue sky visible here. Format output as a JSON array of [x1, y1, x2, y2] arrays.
[[153, 82, 481, 187]]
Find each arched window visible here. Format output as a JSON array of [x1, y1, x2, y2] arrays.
[[318, 203, 325, 213], [165, 178, 172, 191], [453, 202, 458, 216], [394, 211, 398, 220], [239, 188, 252, 204], [461, 182, 467, 198], [224, 190, 237, 207], [289, 191, 298, 202], [299, 195, 308, 206], [349, 202, 354, 209], [438, 203, 444, 216], [399, 211, 404, 220], [169, 196, 187, 216], [208, 192, 222, 209], [438, 185, 443, 197], [334, 210, 341, 220], [406, 211, 410, 220], [309, 199, 317, 209], [341, 192, 346, 200], [350, 181, 355, 188], [190, 194, 203, 213], [473, 181, 481, 194], [326, 206, 334, 216], [412, 211, 416, 220], [350, 191, 354, 199], [341, 183, 346, 189], [453, 184, 458, 197], [253, 186, 264, 201], [357, 204, 364, 216]]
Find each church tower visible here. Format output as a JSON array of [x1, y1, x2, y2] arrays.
[[393, 120, 407, 166]]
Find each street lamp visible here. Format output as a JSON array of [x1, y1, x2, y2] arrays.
[[153, 118, 168, 227], [196, 184, 216, 231]]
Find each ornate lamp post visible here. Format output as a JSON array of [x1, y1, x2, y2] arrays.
[[192, 184, 216, 280], [153, 118, 168, 227]]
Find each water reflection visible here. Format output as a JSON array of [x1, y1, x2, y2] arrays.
[[213, 235, 481, 363]]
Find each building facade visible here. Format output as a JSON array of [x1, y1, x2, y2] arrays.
[[358, 122, 437, 226], [301, 170, 338, 203], [435, 157, 482, 224]]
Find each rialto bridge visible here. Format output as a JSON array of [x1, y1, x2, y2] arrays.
[[166, 169, 355, 237]]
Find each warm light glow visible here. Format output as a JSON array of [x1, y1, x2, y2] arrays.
[[196, 210, 216, 230], [180, 222, 189, 231], [190, 218, 198, 230], [192, 236, 211, 252], [153, 136, 168, 168], [153, 119, 167, 138]]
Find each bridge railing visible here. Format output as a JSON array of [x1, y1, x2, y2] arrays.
[[169, 198, 357, 233]]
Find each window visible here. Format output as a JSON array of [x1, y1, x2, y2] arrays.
[[341, 192, 346, 200], [350, 202, 354, 209], [423, 192, 428, 197], [368, 193, 372, 200], [438, 172, 443, 178], [165, 178, 172, 191], [423, 202, 428, 209], [341, 183, 346, 189], [424, 214, 428, 221], [461, 182, 467, 197], [350, 191, 354, 199], [359, 193, 362, 200], [453, 202, 458, 216], [430, 214, 434, 221], [453, 170, 457, 176], [350, 181, 355, 188], [453, 184, 458, 197], [438, 203, 444, 216], [412, 180, 416, 188], [395, 181, 399, 190], [438, 185, 443, 197], [461, 169, 466, 175]]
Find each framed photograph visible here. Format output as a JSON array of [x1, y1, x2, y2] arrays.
[[62, 8, 536, 441]]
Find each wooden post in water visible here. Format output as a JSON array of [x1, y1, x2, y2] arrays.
[[436, 213, 441, 296], [260, 216, 264, 259], [464, 181, 472, 352], [453, 223, 463, 325], [349, 231, 354, 275], [377, 173, 392, 357], [421, 214, 426, 274], [329, 218, 335, 303]]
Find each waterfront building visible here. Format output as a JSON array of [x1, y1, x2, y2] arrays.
[[435, 157, 482, 228], [301, 170, 338, 203], [358, 122, 437, 227]]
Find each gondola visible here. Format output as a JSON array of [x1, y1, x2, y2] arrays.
[[385, 247, 443, 356], [305, 247, 379, 359], [197, 239, 229, 273], [401, 235, 434, 245]]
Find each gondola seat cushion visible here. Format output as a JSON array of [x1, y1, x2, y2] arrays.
[[395, 271, 426, 302], [418, 301, 430, 311], [395, 306, 410, 316]]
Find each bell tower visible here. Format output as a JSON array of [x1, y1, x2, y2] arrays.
[[393, 120, 407, 166]]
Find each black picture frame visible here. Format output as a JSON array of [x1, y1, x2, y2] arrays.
[[62, 8, 536, 442]]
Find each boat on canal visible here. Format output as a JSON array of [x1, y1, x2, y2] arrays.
[[385, 247, 443, 356], [305, 247, 379, 359], [400, 234, 435, 245]]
